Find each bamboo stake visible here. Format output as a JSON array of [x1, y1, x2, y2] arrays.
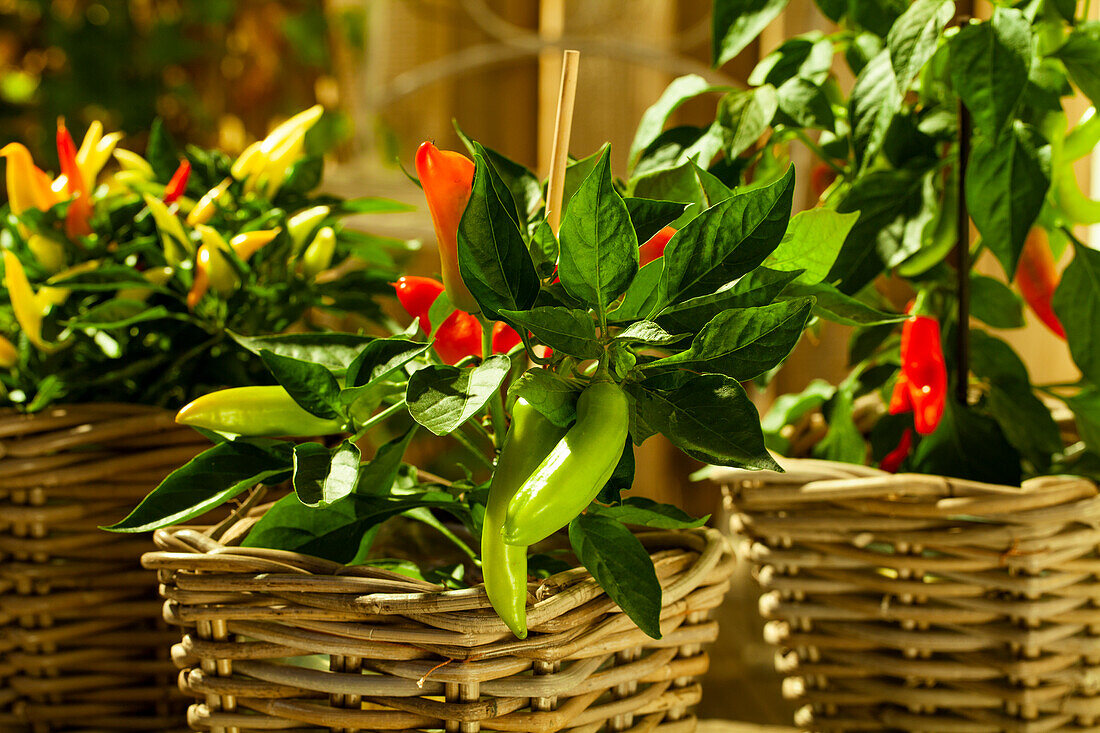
[[545, 49, 580, 235]]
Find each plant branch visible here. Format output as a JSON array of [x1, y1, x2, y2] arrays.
[[351, 400, 407, 442], [793, 128, 846, 175]]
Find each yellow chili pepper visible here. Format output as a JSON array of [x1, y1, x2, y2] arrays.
[[0, 335, 16, 368], [1, 143, 61, 215], [186, 178, 232, 226], [231, 105, 323, 195], [230, 228, 280, 261], [143, 193, 192, 265], [187, 225, 239, 309], [287, 205, 330, 251], [38, 260, 101, 307], [74, 121, 123, 192], [2, 251, 54, 352], [113, 149, 155, 179], [27, 234, 66, 274], [117, 266, 174, 302]]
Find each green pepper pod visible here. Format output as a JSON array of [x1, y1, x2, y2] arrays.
[[482, 397, 568, 639], [176, 385, 345, 437], [502, 380, 629, 547], [302, 226, 337, 279]]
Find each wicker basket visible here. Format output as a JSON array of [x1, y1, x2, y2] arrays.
[[715, 457, 1100, 732], [142, 517, 736, 732], [0, 404, 208, 731]]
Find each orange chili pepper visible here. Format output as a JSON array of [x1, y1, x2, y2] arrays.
[[415, 142, 479, 314], [1015, 229, 1065, 339]]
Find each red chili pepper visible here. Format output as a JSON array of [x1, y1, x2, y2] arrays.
[[879, 428, 913, 473], [888, 314, 948, 435], [639, 226, 676, 267], [811, 162, 838, 199], [434, 311, 482, 365], [394, 276, 445, 334], [163, 159, 192, 205], [56, 118, 92, 238], [492, 321, 522, 354], [415, 142, 479, 314], [1015, 229, 1065, 339]]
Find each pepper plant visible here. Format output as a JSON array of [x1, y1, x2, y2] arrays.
[[108, 127, 843, 639], [631, 0, 1100, 484], [0, 106, 413, 409]]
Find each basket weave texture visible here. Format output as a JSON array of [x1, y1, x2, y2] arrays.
[[0, 404, 207, 731], [142, 521, 735, 732], [717, 457, 1100, 732]]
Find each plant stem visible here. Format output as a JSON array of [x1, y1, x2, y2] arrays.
[[450, 425, 494, 470], [955, 99, 972, 406], [351, 400, 406, 442], [793, 128, 846, 175], [478, 315, 507, 449]]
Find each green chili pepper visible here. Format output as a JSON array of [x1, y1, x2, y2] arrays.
[[302, 226, 336, 278], [287, 205, 330, 251], [176, 385, 345, 437], [482, 397, 568, 639], [502, 379, 629, 546]]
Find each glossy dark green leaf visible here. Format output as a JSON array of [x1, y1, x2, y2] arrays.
[[812, 381, 866, 464], [628, 160, 732, 215], [529, 220, 559, 278], [454, 121, 542, 225], [230, 331, 375, 372], [887, 0, 954, 92], [713, 0, 793, 67], [260, 349, 343, 420], [357, 427, 419, 495], [659, 167, 794, 306], [850, 49, 902, 169], [293, 439, 361, 507], [645, 299, 812, 380], [910, 400, 1021, 485], [498, 307, 602, 359], [406, 355, 510, 435], [966, 122, 1050, 277], [717, 86, 779, 158], [558, 147, 639, 315], [104, 441, 292, 532], [457, 144, 540, 319], [146, 118, 180, 181], [612, 260, 664, 324], [624, 197, 688, 243], [596, 436, 636, 504], [629, 75, 728, 170], [65, 299, 179, 329], [1053, 241, 1100, 385], [569, 513, 662, 639], [788, 282, 901, 326], [749, 35, 833, 87], [849, 0, 906, 36], [614, 320, 687, 347], [1054, 22, 1100, 106], [969, 275, 1024, 329], [628, 373, 780, 469], [775, 78, 835, 130], [655, 267, 801, 334], [507, 368, 579, 428], [1065, 388, 1100, 454], [949, 9, 1030, 134], [345, 337, 429, 389]]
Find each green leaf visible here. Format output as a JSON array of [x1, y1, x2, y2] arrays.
[[558, 147, 639, 315], [788, 282, 901, 326], [406, 355, 511, 435], [887, 0, 954, 92], [592, 497, 708, 529], [829, 166, 929, 293], [767, 209, 858, 285], [644, 299, 812, 381], [562, 147, 605, 212], [966, 122, 1050, 277], [242, 490, 463, 563], [655, 267, 801, 334], [104, 441, 291, 532], [969, 275, 1024, 329], [812, 380, 866, 464], [66, 299, 178, 329], [457, 143, 540, 319], [293, 440, 361, 507], [849, 49, 902, 170], [1053, 241, 1100, 385], [1053, 22, 1100, 107], [345, 337, 429, 389], [498, 307, 602, 359], [357, 427, 419, 496], [334, 197, 416, 215], [42, 265, 161, 292], [230, 331, 375, 372], [611, 260, 664, 324], [146, 118, 179, 181], [260, 350, 344, 420], [910, 399, 1021, 485], [596, 436, 636, 504], [749, 35, 833, 87], [762, 379, 835, 454], [849, 0, 906, 36], [717, 86, 779, 159], [629, 75, 727, 170], [774, 78, 835, 130], [659, 167, 794, 306], [614, 320, 687, 347], [1065, 388, 1100, 454], [507, 368, 579, 428], [624, 197, 688, 243], [713, 0, 793, 67], [628, 373, 780, 470], [949, 9, 1030, 134], [529, 220, 559, 279], [628, 160, 732, 214], [454, 121, 542, 225], [569, 513, 663, 639]]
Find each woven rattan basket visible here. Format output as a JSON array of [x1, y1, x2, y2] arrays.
[[715, 457, 1100, 732], [142, 517, 735, 732], [0, 404, 208, 732]]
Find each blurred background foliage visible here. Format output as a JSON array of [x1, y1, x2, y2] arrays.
[[0, 0, 363, 165]]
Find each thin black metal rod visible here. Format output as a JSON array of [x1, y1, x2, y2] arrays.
[[955, 100, 972, 406]]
